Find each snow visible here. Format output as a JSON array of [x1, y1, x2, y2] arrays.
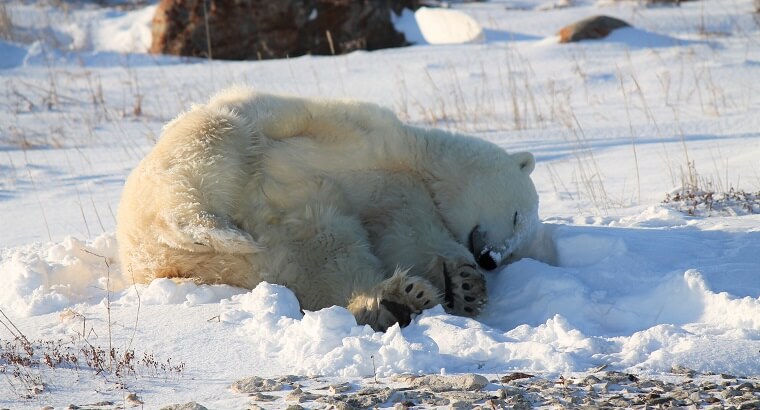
[[1, 0, 759, 407]]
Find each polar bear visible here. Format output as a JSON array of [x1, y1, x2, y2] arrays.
[[117, 87, 539, 331]]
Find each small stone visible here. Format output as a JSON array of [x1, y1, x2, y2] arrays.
[[125, 392, 144, 406], [723, 388, 741, 398], [408, 374, 489, 392], [500, 372, 534, 383], [231, 376, 283, 393], [329, 383, 351, 394], [249, 392, 277, 402], [671, 365, 697, 377], [285, 387, 318, 404], [740, 400, 760, 410], [672, 389, 690, 400], [580, 375, 601, 386], [605, 371, 636, 384], [448, 400, 471, 409], [648, 396, 673, 405], [689, 391, 702, 403], [609, 398, 630, 407], [638, 380, 657, 389], [285, 394, 304, 404], [736, 382, 754, 390], [701, 381, 719, 390], [159, 403, 209, 410], [705, 396, 721, 403]]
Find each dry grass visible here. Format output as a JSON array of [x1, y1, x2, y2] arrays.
[[0, 4, 12, 42]]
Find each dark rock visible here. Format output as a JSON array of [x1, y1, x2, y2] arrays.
[[150, 0, 419, 60], [557, 15, 630, 43]]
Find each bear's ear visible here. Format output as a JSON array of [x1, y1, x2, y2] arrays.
[[513, 152, 535, 174]]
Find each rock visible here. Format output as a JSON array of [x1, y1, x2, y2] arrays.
[[557, 15, 630, 43], [328, 383, 351, 394], [250, 392, 277, 402], [231, 376, 284, 393], [346, 387, 395, 408], [688, 391, 702, 403], [316, 396, 355, 410], [671, 364, 698, 377], [159, 402, 208, 410], [285, 386, 318, 403], [448, 399, 471, 409], [722, 388, 742, 398], [150, 0, 418, 60], [740, 400, 760, 409], [737, 382, 754, 390], [500, 372, 534, 383], [408, 373, 489, 392]]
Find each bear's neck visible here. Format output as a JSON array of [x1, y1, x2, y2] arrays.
[[395, 125, 500, 182]]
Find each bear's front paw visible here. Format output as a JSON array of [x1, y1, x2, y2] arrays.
[[443, 262, 487, 317]]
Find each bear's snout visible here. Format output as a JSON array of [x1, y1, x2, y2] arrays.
[[469, 226, 499, 271]]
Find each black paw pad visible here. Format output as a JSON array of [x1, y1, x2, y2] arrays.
[[380, 299, 412, 327]]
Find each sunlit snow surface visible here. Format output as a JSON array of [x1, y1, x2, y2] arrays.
[[1, 0, 759, 407]]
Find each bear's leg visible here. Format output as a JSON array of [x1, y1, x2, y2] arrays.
[[358, 175, 488, 318], [371, 215, 488, 319], [259, 205, 440, 331]]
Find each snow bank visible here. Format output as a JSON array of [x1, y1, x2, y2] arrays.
[[0, 234, 120, 316], [3, 209, 758, 378]]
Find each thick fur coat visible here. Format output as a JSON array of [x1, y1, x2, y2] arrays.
[[117, 87, 539, 331]]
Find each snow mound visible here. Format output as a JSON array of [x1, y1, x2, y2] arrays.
[[602, 27, 689, 48], [0, 234, 120, 316]]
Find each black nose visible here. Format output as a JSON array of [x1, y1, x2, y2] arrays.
[[476, 252, 498, 271], [469, 226, 498, 271]]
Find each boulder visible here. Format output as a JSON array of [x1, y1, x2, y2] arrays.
[[404, 373, 490, 392], [557, 15, 630, 43], [150, 0, 418, 60]]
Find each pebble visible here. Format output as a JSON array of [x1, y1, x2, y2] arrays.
[[671, 364, 698, 377], [722, 388, 741, 398]]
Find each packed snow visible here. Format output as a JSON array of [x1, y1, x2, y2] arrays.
[[1, 0, 759, 408]]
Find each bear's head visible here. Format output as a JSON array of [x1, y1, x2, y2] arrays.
[[433, 150, 539, 271]]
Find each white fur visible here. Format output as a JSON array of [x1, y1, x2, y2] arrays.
[[117, 87, 539, 331]]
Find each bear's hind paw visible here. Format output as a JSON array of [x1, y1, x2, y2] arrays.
[[349, 270, 441, 332]]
